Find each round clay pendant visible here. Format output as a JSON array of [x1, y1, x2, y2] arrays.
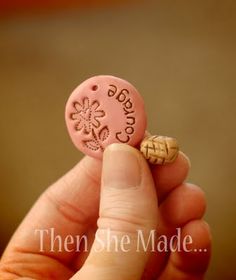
[[65, 75, 147, 159]]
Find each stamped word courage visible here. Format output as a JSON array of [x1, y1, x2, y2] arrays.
[[107, 84, 136, 143]]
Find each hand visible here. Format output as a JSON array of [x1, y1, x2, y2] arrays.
[[0, 143, 211, 280]]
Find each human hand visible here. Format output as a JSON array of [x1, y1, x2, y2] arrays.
[[0, 143, 211, 279]]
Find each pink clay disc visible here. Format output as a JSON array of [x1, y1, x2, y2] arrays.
[[65, 75, 147, 159]]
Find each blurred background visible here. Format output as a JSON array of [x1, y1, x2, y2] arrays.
[[0, 0, 235, 279]]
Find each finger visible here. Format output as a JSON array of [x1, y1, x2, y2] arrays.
[[151, 151, 191, 203], [141, 183, 207, 279], [158, 219, 212, 280], [158, 183, 206, 234], [73, 148, 191, 274], [1, 156, 102, 272], [72, 144, 158, 280]]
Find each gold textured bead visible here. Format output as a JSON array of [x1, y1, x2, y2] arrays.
[[140, 135, 179, 165]]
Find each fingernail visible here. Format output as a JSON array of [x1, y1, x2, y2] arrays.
[[103, 143, 141, 189], [179, 151, 191, 168]]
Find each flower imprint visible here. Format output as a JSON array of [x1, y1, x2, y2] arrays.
[[71, 97, 105, 134]]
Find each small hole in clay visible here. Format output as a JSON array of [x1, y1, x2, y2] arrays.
[[91, 85, 98, 91]]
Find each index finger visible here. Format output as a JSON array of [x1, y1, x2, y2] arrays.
[[151, 151, 191, 203], [1, 156, 102, 266]]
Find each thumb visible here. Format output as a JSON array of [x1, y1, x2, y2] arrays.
[[73, 144, 158, 280]]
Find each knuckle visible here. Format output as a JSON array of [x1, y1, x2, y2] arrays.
[[98, 191, 156, 233]]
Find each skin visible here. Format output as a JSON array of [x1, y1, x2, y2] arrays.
[[0, 143, 211, 280]]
